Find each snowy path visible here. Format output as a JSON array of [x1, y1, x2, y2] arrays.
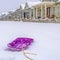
[[0, 21, 60, 60]]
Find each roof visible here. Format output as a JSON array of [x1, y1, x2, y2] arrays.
[[24, 2, 30, 9], [32, 2, 55, 8]]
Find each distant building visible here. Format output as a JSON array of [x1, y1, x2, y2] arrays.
[[2, 2, 33, 21], [21, 2, 33, 19], [32, 0, 59, 20], [0, 0, 60, 22]]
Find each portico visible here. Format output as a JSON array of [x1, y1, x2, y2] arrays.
[[33, 2, 55, 19]]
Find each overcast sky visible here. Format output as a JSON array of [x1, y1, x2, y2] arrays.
[[0, 0, 41, 14]]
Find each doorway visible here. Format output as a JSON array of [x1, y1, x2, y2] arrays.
[[47, 7, 51, 18]]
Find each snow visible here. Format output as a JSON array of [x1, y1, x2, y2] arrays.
[[0, 21, 60, 60]]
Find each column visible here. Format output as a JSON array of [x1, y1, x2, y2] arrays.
[[45, 4, 47, 18], [53, 6, 56, 21], [29, 11, 32, 19], [22, 11, 24, 19], [55, 6, 56, 19], [36, 8, 38, 18], [41, 6, 43, 18], [33, 8, 35, 19]]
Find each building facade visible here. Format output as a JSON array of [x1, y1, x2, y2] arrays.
[[21, 2, 33, 20], [32, 0, 57, 20], [0, 0, 60, 22]]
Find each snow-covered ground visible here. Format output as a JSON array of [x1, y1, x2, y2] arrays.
[[0, 21, 60, 60]]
